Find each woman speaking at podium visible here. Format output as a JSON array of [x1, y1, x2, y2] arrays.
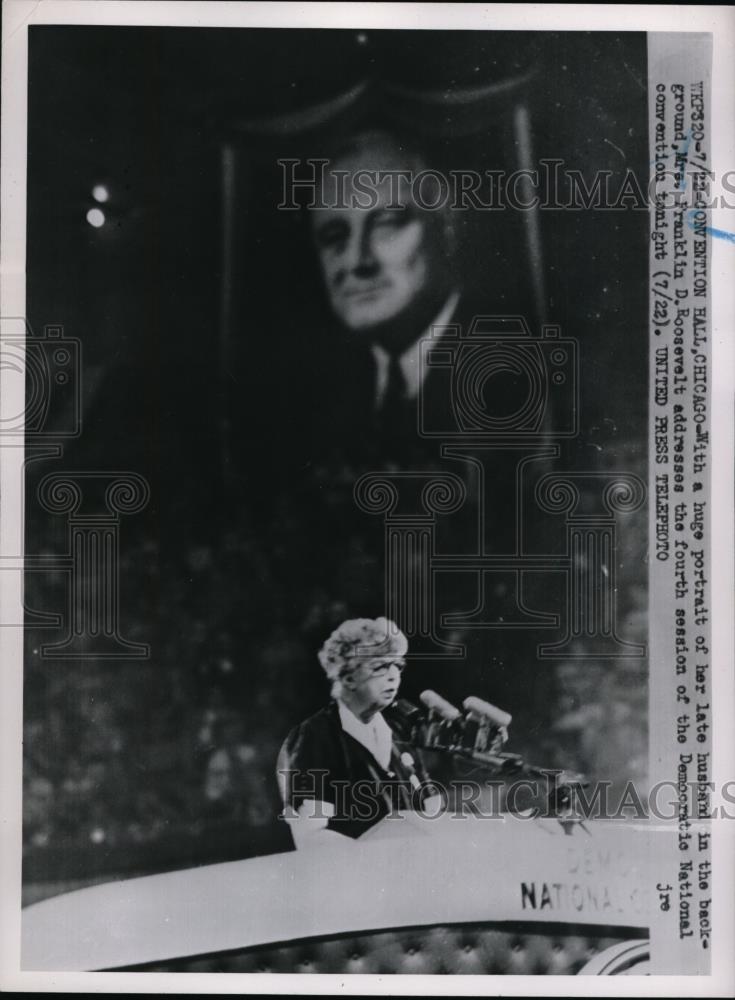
[[277, 618, 441, 848]]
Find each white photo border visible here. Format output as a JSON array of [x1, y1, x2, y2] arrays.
[[1, 2, 733, 995]]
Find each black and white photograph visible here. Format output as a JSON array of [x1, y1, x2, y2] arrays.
[[1, 2, 733, 992]]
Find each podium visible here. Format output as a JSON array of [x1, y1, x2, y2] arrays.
[[22, 814, 652, 974]]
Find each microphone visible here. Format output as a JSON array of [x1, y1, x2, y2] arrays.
[[462, 696, 512, 729], [391, 698, 423, 723], [462, 696, 513, 761], [385, 698, 424, 743], [400, 751, 423, 791], [419, 690, 462, 752], [419, 690, 461, 721]]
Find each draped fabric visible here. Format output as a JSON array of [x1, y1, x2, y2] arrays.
[[227, 70, 537, 141]]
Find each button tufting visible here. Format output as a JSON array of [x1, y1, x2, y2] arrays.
[[148, 924, 643, 976]]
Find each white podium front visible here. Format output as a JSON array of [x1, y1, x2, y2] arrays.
[[22, 814, 653, 973]]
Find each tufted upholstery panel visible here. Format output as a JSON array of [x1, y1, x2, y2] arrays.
[[125, 922, 648, 975]]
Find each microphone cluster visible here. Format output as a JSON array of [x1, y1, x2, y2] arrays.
[[389, 689, 590, 822], [412, 689, 523, 775]]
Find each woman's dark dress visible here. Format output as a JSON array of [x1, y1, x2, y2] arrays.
[[278, 700, 435, 839]]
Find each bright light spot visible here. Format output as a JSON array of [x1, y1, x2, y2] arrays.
[[356, 32, 368, 44], [92, 184, 109, 203], [86, 208, 105, 228]]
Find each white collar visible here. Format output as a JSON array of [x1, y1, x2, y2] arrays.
[[337, 700, 394, 771], [371, 290, 461, 406]]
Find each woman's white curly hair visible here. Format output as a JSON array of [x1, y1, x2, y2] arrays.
[[318, 617, 408, 697]]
